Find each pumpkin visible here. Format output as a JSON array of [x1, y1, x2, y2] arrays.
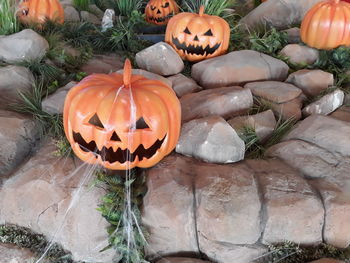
[[145, 0, 179, 25], [63, 59, 181, 170], [165, 6, 230, 62], [17, 0, 64, 25], [300, 0, 350, 49]]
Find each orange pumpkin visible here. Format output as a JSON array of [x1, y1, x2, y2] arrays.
[[63, 60, 181, 170], [165, 6, 230, 62], [17, 0, 64, 25], [145, 0, 179, 25], [300, 0, 350, 49]]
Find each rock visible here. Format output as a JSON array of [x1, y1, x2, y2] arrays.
[[191, 50, 289, 89], [136, 42, 184, 76], [283, 27, 301, 44], [42, 81, 77, 114], [0, 141, 114, 262], [89, 4, 104, 19], [167, 74, 202, 97], [180, 86, 253, 122], [64, 6, 80, 22], [81, 53, 124, 74], [0, 110, 38, 177], [286, 69, 334, 97], [0, 66, 35, 108], [269, 96, 304, 121], [101, 9, 115, 32], [280, 44, 319, 65], [117, 68, 172, 87], [0, 243, 37, 263], [60, 0, 73, 7], [240, 0, 324, 30], [156, 258, 211, 263], [227, 110, 276, 142], [80, 11, 100, 24], [0, 29, 49, 63], [246, 159, 324, 245], [344, 93, 350, 105], [176, 116, 245, 163], [142, 155, 199, 259], [302, 89, 344, 117], [330, 106, 350, 122], [309, 259, 345, 263]]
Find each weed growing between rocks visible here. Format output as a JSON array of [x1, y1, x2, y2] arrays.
[[0, 0, 19, 35], [182, 0, 234, 17]]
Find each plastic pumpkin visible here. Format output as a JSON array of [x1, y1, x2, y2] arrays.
[[145, 0, 179, 25], [300, 0, 350, 49], [165, 6, 230, 62], [17, 0, 64, 25], [63, 60, 181, 170]]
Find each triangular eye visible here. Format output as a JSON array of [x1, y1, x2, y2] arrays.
[[88, 113, 104, 129], [110, 131, 121, 141], [135, 117, 150, 129], [204, 29, 213, 36], [183, 27, 191, 34]]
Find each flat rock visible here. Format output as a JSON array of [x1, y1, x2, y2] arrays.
[[81, 53, 124, 74], [176, 116, 245, 164], [228, 110, 276, 142], [286, 69, 334, 97], [0, 66, 35, 108], [302, 89, 344, 117], [269, 96, 304, 121], [283, 27, 301, 44], [167, 74, 202, 97], [0, 140, 114, 262], [309, 259, 345, 263], [0, 29, 48, 63], [280, 44, 319, 65], [0, 111, 38, 177], [180, 86, 253, 122], [64, 6, 80, 22], [330, 106, 350, 122], [136, 42, 184, 76], [0, 243, 37, 263], [191, 50, 289, 89], [156, 258, 211, 263], [117, 68, 172, 87], [80, 11, 100, 24]]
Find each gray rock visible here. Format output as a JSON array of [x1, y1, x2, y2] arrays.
[[136, 42, 184, 76], [82, 53, 124, 74], [269, 96, 304, 121], [302, 89, 344, 117], [330, 106, 350, 122], [180, 86, 253, 122], [280, 44, 319, 65], [156, 258, 211, 263], [176, 116, 245, 163], [101, 9, 115, 32], [0, 29, 49, 63], [80, 11, 100, 24], [117, 68, 172, 87], [167, 74, 202, 97], [0, 243, 37, 263], [60, 0, 73, 7], [191, 50, 289, 89], [283, 27, 301, 44], [89, 4, 104, 19], [309, 259, 345, 263], [64, 6, 80, 22], [344, 93, 350, 105]]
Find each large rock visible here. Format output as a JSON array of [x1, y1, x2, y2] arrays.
[[240, 0, 324, 30], [283, 27, 301, 44], [82, 53, 124, 74], [156, 258, 211, 263], [0, 29, 48, 63], [280, 44, 319, 65], [116, 68, 172, 88], [167, 74, 202, 97], [310, 259, 345, 263], [0, 141, 114, 262], [0, 243, 37, 263], [0, 66, 35, 108], [64, 6, 80, 22], [176, 116, 245, 164], [330, 106, 350, 123], [0, 111, 38, 177], [80, 11, 100, 24], [180, 86, 253, 122], [191, 50, 289, 89], [136, 42, 184, 76]]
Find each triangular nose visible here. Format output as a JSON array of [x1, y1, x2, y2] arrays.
[[194, 35, 199, 41], [157, 9, 161, 14]]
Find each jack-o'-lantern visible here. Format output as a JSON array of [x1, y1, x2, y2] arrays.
[[145, 0, 179, 25], [165, 6, 230, 62], [63, 60, 181, 170], [17, 0, 64, 25], [300, 0, 350, 49]]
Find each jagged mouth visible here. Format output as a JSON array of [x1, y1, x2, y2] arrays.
[[73, 132, 166, 164], [148, 12, 174, 23], [172, 36, 221, 56]]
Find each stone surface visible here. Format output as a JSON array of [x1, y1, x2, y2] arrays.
[[180, 86, 253, 122], [167, 74, 202, 97], [0, 66, 35, 108], [309, 259, 345, 263], [136, 42, 184, 76], [0, 111, 38, 177], [156, 258, 211, 263], [81, 53, 124, 74], [240, 0, 324, 30], [280, 44, 319, 65], [303, 89, 344, 117], [89, 4, 104, 19], [283, 27, 301, 44], [0, 29, 49, 63], [117, 68, 172, 87], [0, 243, 37, 263], [228, 110, 276, 142], [176, 116, 245, 163], [191, 50, 289, 89], [80, 11, 100, 24], [269, 96, 304, 121], [42, 81, 77, 114], [64, 6, 80, 22], [286, 69, 334, 97], [344, 93, 350, 105], [0, 141, 114, 262], [330, 106, 350, 122], [247, 159, 324, 245]]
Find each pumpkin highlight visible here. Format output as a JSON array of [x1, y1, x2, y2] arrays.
[[145, 0, 179, 25], [165, 6, 230, 62]]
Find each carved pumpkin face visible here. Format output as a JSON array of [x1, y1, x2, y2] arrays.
[[145, 0, 179, 25], [165, 6, 230, 62], [17, 0, 64, 25], [63, 60, 181, 170]]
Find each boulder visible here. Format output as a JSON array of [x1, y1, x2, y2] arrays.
[[81, 53, 124, 74], [167, 74, 202, 97], [309, 259, 345, 263], [330, 106, 350, 122], [280, 44, 319, 65], [283, 27, 301, 44], [116, 68, 172, 87], [268, 96, 304, 121], [64, 6, 80, 22], [80, 11, 100, 24], [156, 258, 211, 263], [0, 243, 37, 263]]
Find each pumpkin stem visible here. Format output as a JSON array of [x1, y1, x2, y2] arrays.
[[123, 59, 132, 87], [334, 0, 340, 3], [199, 6, 205, 16]]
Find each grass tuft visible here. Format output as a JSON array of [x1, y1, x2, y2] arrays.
[[0, 0, 19, 35], [73, 0, 91, 12], [182, 0, 233, 17]]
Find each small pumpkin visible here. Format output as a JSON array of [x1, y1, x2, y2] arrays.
[[63, 59, 181, 170], [165, 6, 230, 62], [145, 0, 179, 25], [17, 0, 64, 25], [300, 0, 350, 49]]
